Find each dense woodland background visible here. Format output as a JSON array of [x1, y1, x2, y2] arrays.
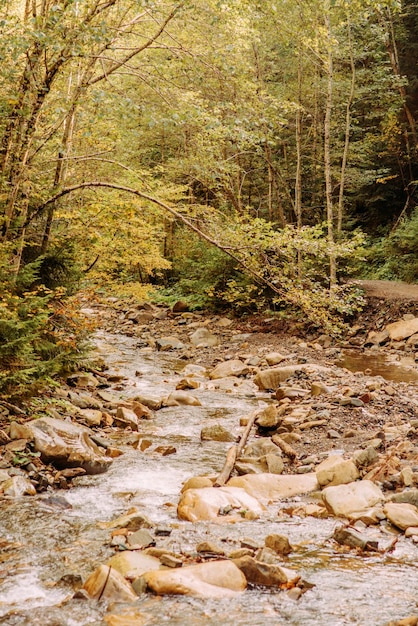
[[0, 0, 417, 397]]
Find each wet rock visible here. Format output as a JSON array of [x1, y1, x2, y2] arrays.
[[383, 502, 418, 531], [23, 416, 112, 474], [127, 529, 155, 549], [1, 476, 36, 496], [232, 555, 299, 587], [316, 455, 359, 487], [196, 541, 225, 556], [176, 378, 200, 390], [98, 510, 154, 531], [143, 560, 247, 597], [164, 391, 202, 407], [115, 407, 140, 430], [177, 486, 264, 522], [154, 445, 176, 456], [200, 424, 236, 442], [133, 395, 163, 411], [83, 564, 138, 601], [131, 401, 153, 420], [209, 360, 249, 380], [228, 473, 319, 503], [333, 526, 379, 551], [322, 480, 385, 520], [104, 607, 151, 625], [265, 534, 292, 555], [107, 551, 161, 578], [190, 328, 219, 347]]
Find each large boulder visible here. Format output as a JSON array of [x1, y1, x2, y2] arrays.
[[322, 480, 384, 520], [228, 473, 318, 503], [177, 486, 264, 522], [23, 417, 112, 474], [386, 318, 418, 341], [143, 560, 246, 597]]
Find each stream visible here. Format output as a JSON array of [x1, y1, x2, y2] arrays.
[[0, 330, 418, 625]]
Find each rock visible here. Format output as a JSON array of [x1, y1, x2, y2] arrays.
[[386, 318, 418, 341], [209, 360, 249, 380], [265, 352, 287, 366], [262, 454, 284, 475], [143, 560, 246, 597], [244, 439, 281, 458], [181, 476, 214, 492], [1, 476, 36, 496], [68, 391, 102, 410], [133, 395, 163, 411], [255, 405, 281, 429], [83, 565, 137, 601], [98, 510, 154, 531], [177, 486, 264, 522], [390, 489, 418, 508], [352, 447, 379, 468], [159, 554, 183, 568], [131, 402, 153, 420], [200, 425, 236, 442], [154, 445, 176, 456], [400, 467, 414, 487], [265, 534, 292, 555], [104, 608, 151, 626], [333, 526, 379, 551], [164, 391, 202, 407], [322, 480, 384, 519], [156, 336, 186, 351], [9, 422, 32, 440], [405, 527, 418, 538], [67, 373, 98, 389], [23, 416, 112, 474], [107, 551, 161, 578], [232, 555, 299, 587], [77, 408, 102, 426], [254, 364, 330, 390], [275, 386, 308, 400], [196, 541, 225, 555], [384, 502, 418, 531], [115, 407, 140, 430], [315, 455, 359, 487], [228, 473, 319, 503], [176, 378, 200, 390], [127, 529, 155, 549], [190, 328, 219, 347]]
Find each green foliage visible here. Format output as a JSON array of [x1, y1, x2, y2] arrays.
[[0, 244, 91, 399], [361, 208, 418, 281]]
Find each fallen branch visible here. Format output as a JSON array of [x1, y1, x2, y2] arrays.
[[214, 410, 258, 487]]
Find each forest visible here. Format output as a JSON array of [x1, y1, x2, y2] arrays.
[[0, 0, 417, 398]]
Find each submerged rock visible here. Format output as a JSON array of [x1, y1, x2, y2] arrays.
[[143, 560, 246, 597]]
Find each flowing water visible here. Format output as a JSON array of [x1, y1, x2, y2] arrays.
[[0, 331, 418, 625]]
